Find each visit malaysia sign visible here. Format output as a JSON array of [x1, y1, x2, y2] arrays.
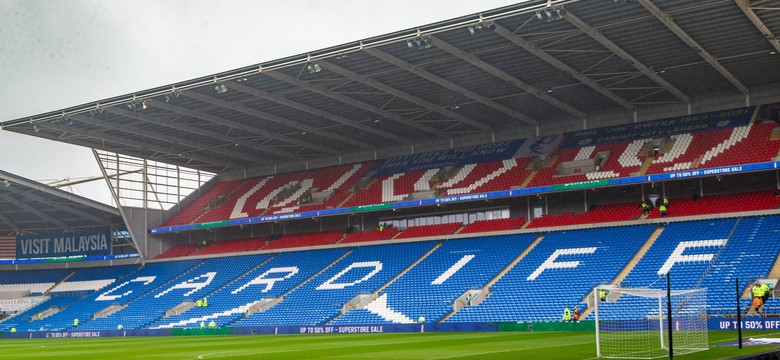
[[16, 228, 111, 259]]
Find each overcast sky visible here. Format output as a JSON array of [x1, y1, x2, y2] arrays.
[[0, 0, 523, 206]]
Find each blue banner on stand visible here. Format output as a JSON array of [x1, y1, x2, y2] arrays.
[[16, 228, 111, 259], [562, 106, 755, 149]]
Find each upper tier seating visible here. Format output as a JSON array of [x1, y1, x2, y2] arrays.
[[448, 225, 656, 322], [267, 163, 370, 214], [153, 248, 349, 329], [154, 243, 198, 259], [189, 237, 266, 256], [331, 234, 538, 325], [232, 241, 436, 327], [395, 223, 462, 240], [339, 228, 400, 244], [160, 179, 244, 227], [526, 203, 640, 228], [439, 158, 533, 195], [457, 217, 527, 235], [262, 230, 345, 250], [646, 191, 780, 219]]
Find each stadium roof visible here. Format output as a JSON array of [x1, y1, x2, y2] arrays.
[[0, 170, 123, 236], [3, 0, 780, 174]]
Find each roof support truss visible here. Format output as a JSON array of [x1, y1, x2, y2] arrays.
[[264, 71, 445, 140], [36, 122, 246, 169], [430, 35, 586, 119], [636, 0, 749, 95], [0, 193, 70, 231], [147, 100, 335, 155], [563, 11, 691, 103], [71, 113, 261, 165], [736, 0, 780, 54], [317, 60, 493, 132], [492, 24, 634, 110], [181, 91, 374, 150], [363, 47, 539, 126], [0, 211, 21, 234], [14, 190, 112, 227], [107, 106, 299, 161]]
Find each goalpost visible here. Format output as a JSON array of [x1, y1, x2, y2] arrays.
[[594, 286, 708, 359]]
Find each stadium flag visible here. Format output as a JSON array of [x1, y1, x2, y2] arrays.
[[16, 228, 111, 259]]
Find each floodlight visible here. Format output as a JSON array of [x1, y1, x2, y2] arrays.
[[307, 63, 322, 74], [33, 125, 40, 133], [141, 101, 148, 110], [214, 84, 228, 94]]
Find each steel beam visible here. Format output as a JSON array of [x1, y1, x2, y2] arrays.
[[71, 114, 260, 164], [431, 35, 586, 119], [263, 71, 446, 139], [182, 91, 374, 150], [107, 106, 299, 160], [637, 0, 749, 95], [36, 122, 246, 169], [563, 11, 691, 103], [0, 193, 70, 230], [317, 60, 492, 132], [736, 0, 780, 54], [493, 24, 633, 110], [147, 100, 335, 155], [229, 82, 409, 145], [364, 47, 539, 126]]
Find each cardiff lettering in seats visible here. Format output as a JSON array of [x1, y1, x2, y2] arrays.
[[527, 247, 597, 281], [657, 239, 728, 275], [231, 267, 299, 294], [96, 276, 156, 301], [431, 255, 475, 285], [154, 272, 216, 298], [316, 261, 383, 290]]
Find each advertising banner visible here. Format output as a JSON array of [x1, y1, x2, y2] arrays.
[[16, 228, 111, 259], [366, 140, 524, 178], [562, 106, 755, 149]]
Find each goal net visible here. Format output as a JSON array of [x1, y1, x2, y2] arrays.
[[594, 287, 708, 359]]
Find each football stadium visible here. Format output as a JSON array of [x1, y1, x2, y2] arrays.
[[2, 0, 780, 358]]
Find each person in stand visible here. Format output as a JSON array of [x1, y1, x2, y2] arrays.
[[761, 282, 771, 305], [202, 297, 209, 307], [573, 307, 581, 322], [73, 317, 79, 328], [208, 320, 217, 328], [10, 327, 16, 333], [200, 321, 206, 329], [562, 307, 571, 322], [418, 315, 425, 324], [196, 298, 203, 307], [659, 205, 667, 216], [640, 201, 650, 215], [599, 289, 607, 302], [662, 196, 669, 207], [752, 283, 764, 314]]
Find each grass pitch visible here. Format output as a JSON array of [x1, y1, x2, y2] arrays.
[[2, 331, 778, 359]]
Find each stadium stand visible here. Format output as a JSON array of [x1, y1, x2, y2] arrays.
[[395, 223, 462, 239], [447, 225, 656, 322], [457, 217, 526, 234], [646, 191, 780, 219], [232, 241, 435, 327], [160, 179, 245, 227], [153, 248, 348, 328], [331, 234, 538, 324], [154, 243, 199, 259], [189, 237, 266, 256], [339, 228, 400, 244], [79, 257, 259, 331], [261, 230, 345, 250], [526, 203, 639, 228]]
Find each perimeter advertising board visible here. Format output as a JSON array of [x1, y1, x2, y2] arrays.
[[16, 228, 111, 259]]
